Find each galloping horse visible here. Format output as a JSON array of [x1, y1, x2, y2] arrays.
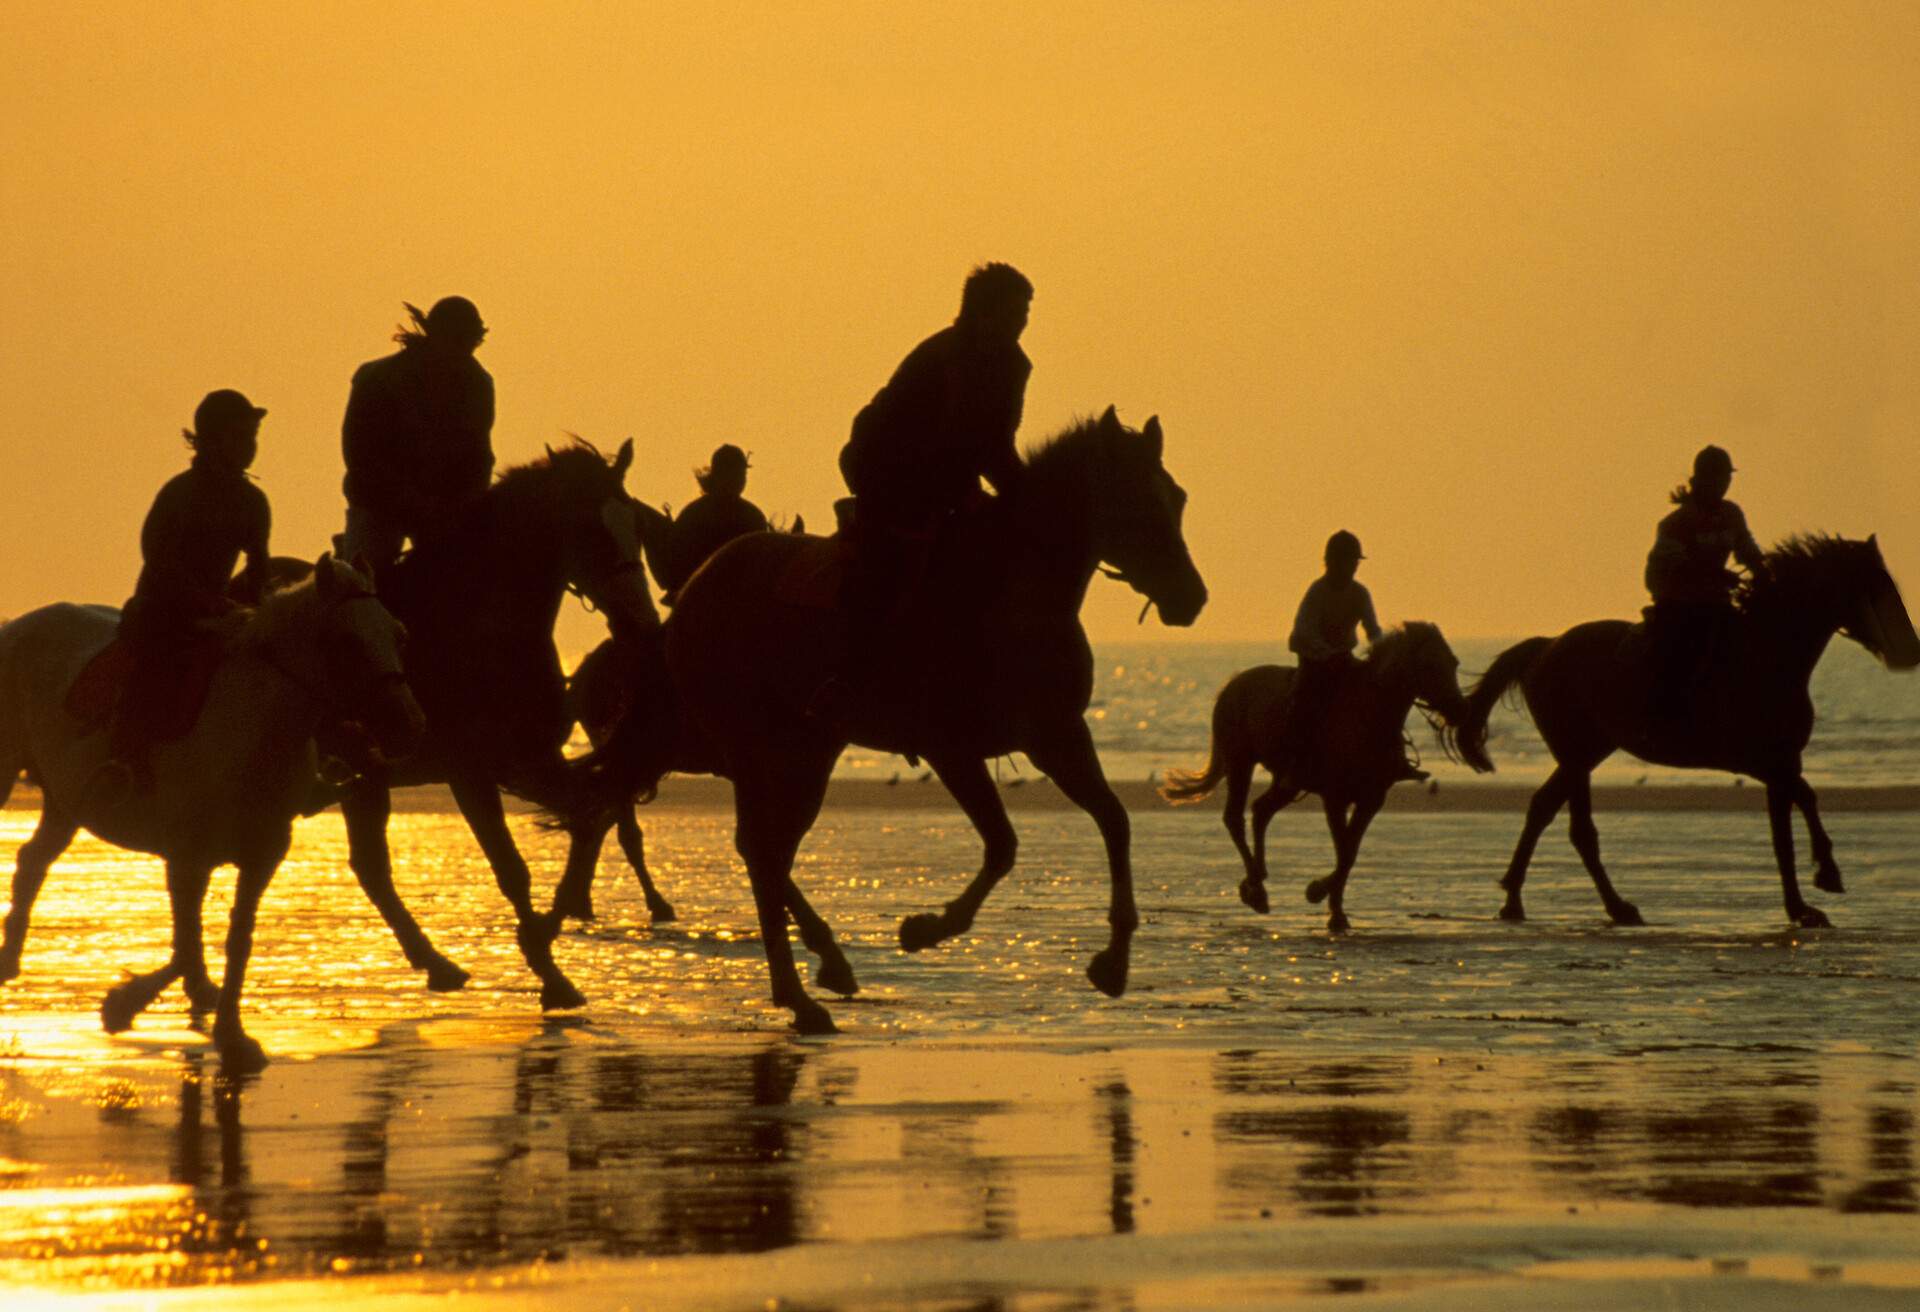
[[331, 440, 657, 1010], [570, 408, 1206, 1033], [1457, 535, 1919, 927], [1161, 623, 1487, 932], [0, 556, 423, 1068]]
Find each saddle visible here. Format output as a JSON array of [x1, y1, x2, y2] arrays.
[[64, 636, 224, 742]]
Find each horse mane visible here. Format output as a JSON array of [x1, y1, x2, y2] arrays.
[[490, 438, 617, 503], [230, 572, 322, 651], [1364, 621, 1441, 682], [1734, 533, 1875, 614]]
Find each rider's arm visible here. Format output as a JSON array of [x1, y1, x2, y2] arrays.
[[238, 489, 272, 604], [1357, 584, 1382, 644], [1730, 506, 1766, 574]]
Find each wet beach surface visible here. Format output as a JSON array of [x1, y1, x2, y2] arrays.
[[4, 792, 1920, 1306]]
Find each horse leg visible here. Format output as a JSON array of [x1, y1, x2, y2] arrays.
[[211, 851, 285, 1073], [1499, 768, 1573, 921], [446, 774, 584, 1011], [1310, 792, 1382, 934], [1245, 780, 1300, 915], [1768, 776, 1829, 929], [549, 814, 610, 923], [1565, 773, 1641, 926], [1220, 758, 1260, 908], [900, 753, 1017, 951], [1793, 778, 1844, 894], [617, 808, 678, 922], [785, 878, 856, 997], [104, 858, 210, 1032], [732, 764, 837, 1034], [1304, 796, 1350, 912], [1025, 722, 1134, 999], [342, 781, 468, 991], [1, 804, 78, 984]]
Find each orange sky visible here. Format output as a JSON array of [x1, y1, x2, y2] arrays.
[[3, 2, 1915, 651]]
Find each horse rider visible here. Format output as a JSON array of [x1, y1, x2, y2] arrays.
[[337, 296, 494, 571], [1643, 444, 1766, 725], [1281, 530, 1423, 786], [652, 443, 769, 604], [819, 263, 1034, 719], [101, 389, 273, 794]]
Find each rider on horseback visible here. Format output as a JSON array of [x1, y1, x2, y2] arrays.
[[338, 296, 494, 572], [653, 444, 768, 604], [1279, 531, 1424, 788], [1644, 444, 1766, 727], [102, 389, 273, 793]]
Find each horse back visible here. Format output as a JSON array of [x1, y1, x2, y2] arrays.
[[1218, 664, 1295, 770]]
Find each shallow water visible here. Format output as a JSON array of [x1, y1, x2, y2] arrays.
[[3, 798, 1919, 1303]]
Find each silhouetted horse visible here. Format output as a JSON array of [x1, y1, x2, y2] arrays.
[[1457, 535, 1919, 927], [0, 556, 423, 1068], [1161, 623, 1486, 932], [330, 441, 657, 1009], [567, 408, 1205, 1033]]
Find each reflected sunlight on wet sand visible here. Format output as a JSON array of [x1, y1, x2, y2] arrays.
[[4, 795, 1920, 1307]]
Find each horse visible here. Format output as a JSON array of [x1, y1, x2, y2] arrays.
[[561, 407, 1206, 1034], [0, 555, 424, 1069], [324, 440, 658, 1011], [1455, 535, 1919, 928], [1160, 622, 1488, 932]]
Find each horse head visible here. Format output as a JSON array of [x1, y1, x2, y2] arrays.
[[306, 552, 426, 759], [1082, 407, 1208, 627], [1373, 621, 1491, 773], [539, 438, 658, 635], [1850, 536, 1920, 670], [1748, 535, 1920, 672]]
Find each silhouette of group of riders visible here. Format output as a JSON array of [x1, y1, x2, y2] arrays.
[[101, 263, 1764, 799]]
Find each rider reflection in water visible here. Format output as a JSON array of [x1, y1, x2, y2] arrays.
[[103, 389, 272, 795]]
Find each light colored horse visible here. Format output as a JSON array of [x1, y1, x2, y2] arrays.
[[0, 555, 424, 1069]]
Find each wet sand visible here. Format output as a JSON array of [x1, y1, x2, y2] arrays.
[[4, 795, 1920, 1306]]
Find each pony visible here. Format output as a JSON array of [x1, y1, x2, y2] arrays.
[[1161, 622, 1487, 932], [1456, 535, 1919, 927], [560, 407, 1206, 1033], [0, 555, 423, 1069]]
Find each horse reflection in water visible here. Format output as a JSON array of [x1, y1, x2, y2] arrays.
[[0, 556, 423, 1068], [1459, 535, 1920, 927], [1162, 622, 1488, 932], [566, 408, 1206, 1033]]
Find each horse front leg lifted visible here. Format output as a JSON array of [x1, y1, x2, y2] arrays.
[[1767, 775, 1830, 929], [1793, 777, 1844, 895], [617, 809, 678, 923], [448, 775, 584, 1010], [786, 879, 857, 997], [343, 781, 469, 991], [1027, 725, 1135, 999], [900, 754, 1017, 953]]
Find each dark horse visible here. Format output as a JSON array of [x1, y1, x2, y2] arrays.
[[1456, 535, 1918, 928], [1161, 623, 1488, 932], [331, 441, 657, 1008], [565, 408, 1205, 1033]]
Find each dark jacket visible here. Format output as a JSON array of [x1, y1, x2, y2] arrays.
[[655, 493, 769, 597], [341, 343, 495, 524], [839, 323, 1030, 526], [126, 458, 271, 641]]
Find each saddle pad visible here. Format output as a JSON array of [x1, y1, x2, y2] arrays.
[[63, 639, 134, 729], [63, 636, 224, 741]]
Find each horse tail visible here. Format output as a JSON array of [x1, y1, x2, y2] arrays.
[[1160, 681, 1240, 804], [1454, 636, 1552, 774]]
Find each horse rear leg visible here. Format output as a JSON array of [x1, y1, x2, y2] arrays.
[[1768, 775, 1829, 929], [1793, 778, 1844, 894], [1564, 774, 1642, 926], [1306, 791, 1382, 934], [1220, 759, 1258, 898], [343, 781, 469, 991], [616, 808, 678, 922], [1243, 779, 1301, 914], [732, 762, 837, 1034], [1026, 723, 1134, 999], [900, 753, 1017, 951], [1499, 768, 1574, 921], [0, 804, 78, 984], [447, 774, 584, 1011]]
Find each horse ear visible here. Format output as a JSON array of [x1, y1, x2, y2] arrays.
[[1142, 414, 1163, 459], [313, 551, 335, 600], [1099, 405, 1119, 433], [613, 438, 634, 481], [545, 443, 557, 461]]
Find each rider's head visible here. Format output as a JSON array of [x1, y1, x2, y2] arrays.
[[958, 263, 1033, 344], [396, 296, 487, 354], [1324, 530, 1365, 581], [1689, 445, 1734, 504], [185, 389, 266, 472], [696, 444, 750, 498]]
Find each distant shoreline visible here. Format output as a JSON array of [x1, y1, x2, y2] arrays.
[[8, 777, 1918, 815]]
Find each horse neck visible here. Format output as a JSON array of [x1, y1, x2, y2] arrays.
[[1361, 651, 1424, 729], [232, 597, 332, 734], [999, 463, 1099, 617], [1741, 584, 1842, 686], [408, 488, 571, 630]]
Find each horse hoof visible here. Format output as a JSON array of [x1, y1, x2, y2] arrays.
[[899, 913, 946, 953], [1796, 906, 1832, 930], [216, 1029, 270, 1074], [0, 953, 19, 985], [1610, 903, 1645, 928], [540, 978, 588, 1011], [1304, 879, 1330, 905], [792, 999, 839, 1036], [1238, 880, 1270, 915], [1087, 949, 1130, 998], [1327, 913, 1351, 935], [185, 980, 221, 1014], [816, 956, 859, 998], [100, 989, 139, 1034], [1499, 902, 1526, 923], [425, 960, 471, 992], [646, 898, 679, 924], [1814, 866, 1846, 895]]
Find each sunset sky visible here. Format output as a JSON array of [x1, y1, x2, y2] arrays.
[[4, 2, 1915, 653]]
